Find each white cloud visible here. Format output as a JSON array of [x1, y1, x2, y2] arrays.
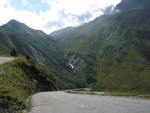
[[0, 0, 121, 34], [0, 0, 15, 24], [43, 0, 120, 15]]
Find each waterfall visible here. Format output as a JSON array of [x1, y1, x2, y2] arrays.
[[69, 62, 74, 69]]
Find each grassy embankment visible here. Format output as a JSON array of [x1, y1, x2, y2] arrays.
[[0, 57, 57, 112]]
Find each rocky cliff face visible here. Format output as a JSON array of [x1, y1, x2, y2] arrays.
[[67, 53, 85, 72]]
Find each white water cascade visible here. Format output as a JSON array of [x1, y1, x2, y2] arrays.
[[69, 62, 74, 69]]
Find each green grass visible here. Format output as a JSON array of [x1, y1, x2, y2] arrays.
[[0, 57, 58, 112]]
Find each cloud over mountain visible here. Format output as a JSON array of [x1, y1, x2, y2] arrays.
[[0, 0, 121, 33]]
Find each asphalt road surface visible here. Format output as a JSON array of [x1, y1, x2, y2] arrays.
[[0, 57, 15, 64], [29, 91, 150, 113]]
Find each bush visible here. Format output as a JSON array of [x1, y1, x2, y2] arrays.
[[10, 48, 17, 56]]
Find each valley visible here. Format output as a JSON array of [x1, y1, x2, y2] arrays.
[[0, 0, 150, 112]]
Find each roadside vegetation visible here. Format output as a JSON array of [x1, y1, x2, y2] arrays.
[[64, 88, 150, 98], [0, 57, 57, 112]]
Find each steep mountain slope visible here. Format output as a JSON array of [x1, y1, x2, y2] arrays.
[[95, 8, 150, 92], [116, 0, 150, 10], [50, 0, 150, 93], [0, 20, 85, 89]]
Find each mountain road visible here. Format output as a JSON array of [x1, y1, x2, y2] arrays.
[[29, 91, 150, 113], [0, 57, 15, 64]]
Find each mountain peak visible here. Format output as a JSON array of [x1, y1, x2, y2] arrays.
[[2, 19, 48, 38], [8, 19, 21, 24], [6, 19, 29, 30]]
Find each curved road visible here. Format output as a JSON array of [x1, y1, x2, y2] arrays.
[[0, 57, 15, 64], [29, 91, 150, 113]]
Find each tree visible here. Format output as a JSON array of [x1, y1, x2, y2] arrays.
[[10, 48, 17, 56], [26, 55, 30, 60]]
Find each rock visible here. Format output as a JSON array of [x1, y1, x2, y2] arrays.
[[0, 68, 5, 75], [23, 110, 28, 113]]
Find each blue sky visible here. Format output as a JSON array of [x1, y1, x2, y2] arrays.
[[10, 0, 50, 13], [0, 0, 121, 34]]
